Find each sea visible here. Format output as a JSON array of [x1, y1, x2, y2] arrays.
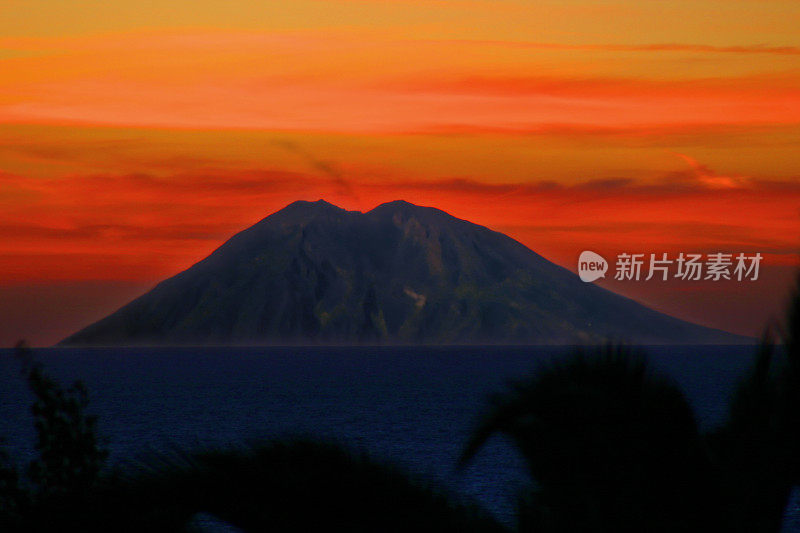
[[0, 345, 798, 531]]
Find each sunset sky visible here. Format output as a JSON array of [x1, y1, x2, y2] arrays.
[[1, 0, 799, 345]]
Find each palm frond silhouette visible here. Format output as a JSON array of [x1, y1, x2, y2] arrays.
[[460, 344, 710, 531], [707, 273, 800, 531], [460, 272, 800, 532]]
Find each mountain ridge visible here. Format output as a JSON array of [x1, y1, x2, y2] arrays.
[[60, 199, 750, 346]]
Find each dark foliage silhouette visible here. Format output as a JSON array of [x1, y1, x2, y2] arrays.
[[22, 439, 504, 532], [460, 345, 712, 531], [0, 342, 108, 530], [0, 439, 23, 530], [707, 273, 800, 531], [24, 357, 108, 498], [460, 272, 800, 532]]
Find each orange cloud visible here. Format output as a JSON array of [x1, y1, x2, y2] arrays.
[[1, 156, 797, 283], [426, 39, 800, 56], [0, 30, 798, 133], [671, 153, 749, 189]]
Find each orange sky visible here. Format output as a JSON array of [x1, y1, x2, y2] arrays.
[[1, 1, 798, 345]]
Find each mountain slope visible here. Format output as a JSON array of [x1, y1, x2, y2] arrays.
[[60, 200, 747, 346]]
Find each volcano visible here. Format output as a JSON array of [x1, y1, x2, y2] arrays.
[[60, 200, 746, 346]]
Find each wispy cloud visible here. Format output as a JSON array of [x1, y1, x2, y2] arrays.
[[1, 30, 798, 133], [670, 152, 749, 189], [428, 39, 800, 56]]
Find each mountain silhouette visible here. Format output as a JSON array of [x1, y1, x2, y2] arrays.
[[60, 200, 746, 346]]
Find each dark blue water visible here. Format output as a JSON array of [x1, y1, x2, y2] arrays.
[[0, 345, 797, 530]]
